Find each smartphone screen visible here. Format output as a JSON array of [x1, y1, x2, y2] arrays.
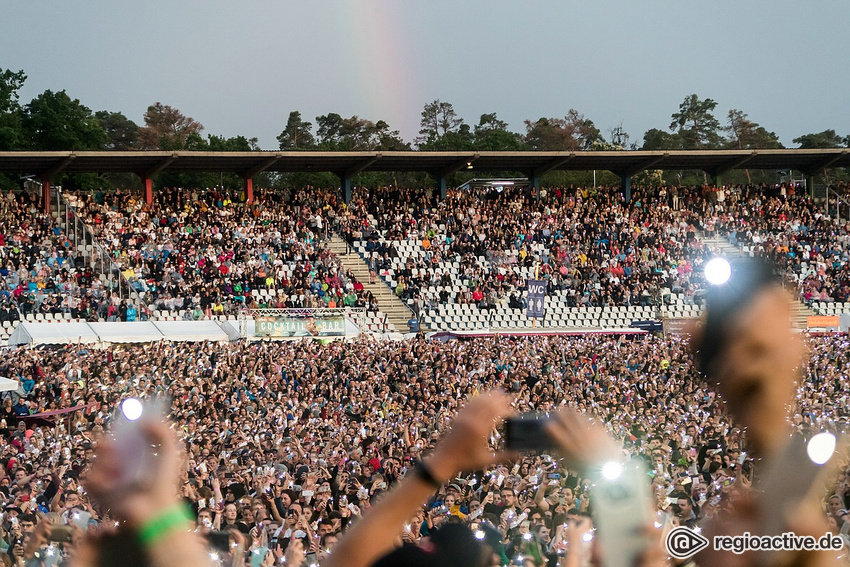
[[505, 414, 558, 452]]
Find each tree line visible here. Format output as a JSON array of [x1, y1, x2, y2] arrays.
[[1, 67, 848, 190]]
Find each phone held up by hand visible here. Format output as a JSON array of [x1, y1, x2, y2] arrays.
[[505, 413, 559, 452], [111, 397, 168, 490]]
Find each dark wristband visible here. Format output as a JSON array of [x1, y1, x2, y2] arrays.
[[413, 460, 442, 489]]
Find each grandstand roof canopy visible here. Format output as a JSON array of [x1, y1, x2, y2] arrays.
[[0, 149, 847, 179]]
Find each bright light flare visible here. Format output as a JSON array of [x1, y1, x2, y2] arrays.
[[601, 461, 623, 481], [807, 432, 836, 465], [704, 258, 732, 285], [121, 398, 143, 421]]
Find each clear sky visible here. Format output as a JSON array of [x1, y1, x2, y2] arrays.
[[3, 0, 848, 149]]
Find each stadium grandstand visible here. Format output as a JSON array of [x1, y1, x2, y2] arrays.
[[0, 153, 849, 566]]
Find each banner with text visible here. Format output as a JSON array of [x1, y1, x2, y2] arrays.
[[255, 315, 346, 337], [527, 280, 547, 319]]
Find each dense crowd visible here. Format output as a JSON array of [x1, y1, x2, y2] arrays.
[[0, 332, 847, 565], [0, 189, 145, 324], [336, 183, 850, 312], [0, 181, 846, 330], [4, 182, 827, 326], [705, 191, 850, 305], [352, 184, 711, 310], [66, 187, 380, 318]]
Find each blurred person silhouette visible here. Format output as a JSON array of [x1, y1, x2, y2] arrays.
[[72, 420, 212, 567], [691, 257, 836, 567]]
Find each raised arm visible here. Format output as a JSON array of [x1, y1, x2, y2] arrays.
[[324, 392, 515, 567]]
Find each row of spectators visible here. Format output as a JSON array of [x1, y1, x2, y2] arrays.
[[67, 187, 379, 318], [0, 332, 847, 564], [341, 185, 717, 310], [0, 189, 143, 324], [705, 192, 850, 305], [4, 181, 847, 326], [339, 183, 850, 310]]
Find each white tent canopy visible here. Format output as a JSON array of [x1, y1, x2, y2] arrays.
[[153, 320, 229, 342], [6, 316, 363, 346], [87, 322, 164, 343], [8, 322, 100, 346], [0, 378, 20, 392]]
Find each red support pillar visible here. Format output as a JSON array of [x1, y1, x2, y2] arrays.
[[42, 179, 51, 214], [244, 177, 254, 204], [143, 177, 153, 205]]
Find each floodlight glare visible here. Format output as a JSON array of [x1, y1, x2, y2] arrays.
[[807, 432, 836, 465], [121, 398, 144, 421], [704, 257, 732, 285], [601, 461, 623, 480]]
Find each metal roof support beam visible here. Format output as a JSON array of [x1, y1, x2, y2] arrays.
[[142, 153, 179, 178], [711, 151, 758, 177], [244, 177, 254, 204], [530, 176, 542, 202], [40, 154, 76, 180], [41, 179, 51, 214], [801, 151, 848, 176], [621, 174, 632, 203], [441, 153, 479, 177], [532, 153, 575, 177], [243, 154, 283, 178], [436, 175, 448, 200], [340, 176, 352, 204], [615, 153, 668, 177], [143, 177, 153, 205], [345, 154, 382, 178]]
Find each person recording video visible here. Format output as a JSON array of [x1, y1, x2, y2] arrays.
[[325, 392, 664, 567]]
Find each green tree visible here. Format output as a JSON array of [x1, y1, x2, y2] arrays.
[[94, 110, 138, 150], [314, 114, 407, 150], [417, 99, 464, 147], [793, 129, 845, 149], [725, 109, 782, 149], [277, 111, 315, 150], [137, 102, 204, 150], [315, 113, 346, 148], [723, 110, 783, 183], [524, 110, 601, 150], [670, 94, 722, 149], [473, 113, 524, 150], [21, 90, 105, 150], [206, 134, 259, 151], [641, 128, 682, 150], [370, 120, 410, 150], [0, 68, 26, 150]]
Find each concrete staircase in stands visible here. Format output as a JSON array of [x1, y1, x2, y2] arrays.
[[326, 235, 423, 333], [702, 234, 813, 329]]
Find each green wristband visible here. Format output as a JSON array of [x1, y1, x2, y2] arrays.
[[138, 503, 193, 548]]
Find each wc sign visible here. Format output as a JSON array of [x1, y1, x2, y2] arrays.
[[527, 280, 547, 318]]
